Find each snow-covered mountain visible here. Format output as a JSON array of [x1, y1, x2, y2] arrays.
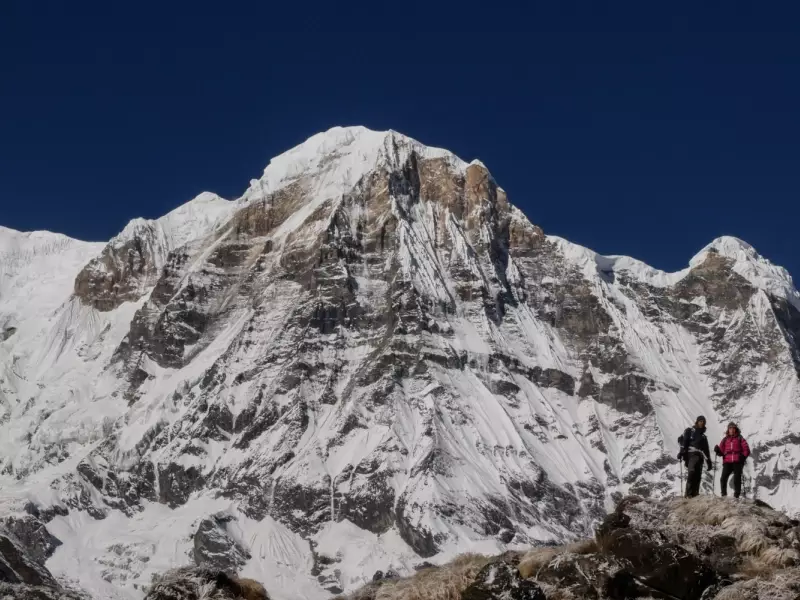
[[1, 126, 798, 599]]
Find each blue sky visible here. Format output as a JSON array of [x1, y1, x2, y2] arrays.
[[1, 2, 798, 278]]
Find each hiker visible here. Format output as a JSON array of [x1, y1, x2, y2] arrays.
[[714, 422, 751, 499], [678, 415, 713, 497]]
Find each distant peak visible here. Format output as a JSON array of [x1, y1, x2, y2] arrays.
[[186, 191, 227, 205], [690, 235, 800, 308], [469, 159, 488, 169], [111, 192, 234, 249], [690, 236, 756, 267]]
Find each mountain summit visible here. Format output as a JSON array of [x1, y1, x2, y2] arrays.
[[1, 127, 799, 599]]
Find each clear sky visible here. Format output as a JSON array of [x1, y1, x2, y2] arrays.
[[1, 2, 798, 279]]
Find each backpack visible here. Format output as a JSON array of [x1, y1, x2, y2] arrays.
[[677, 427, 692, 448]]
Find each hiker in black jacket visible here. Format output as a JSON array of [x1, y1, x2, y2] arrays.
[[677, 415, 713, 498]]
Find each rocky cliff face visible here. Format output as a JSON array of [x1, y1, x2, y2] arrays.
[[1, 127, 799, 599], [0, 515, 88, 599]]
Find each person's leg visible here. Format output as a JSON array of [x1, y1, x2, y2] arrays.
[[720, 463, 733, 497], [684, 461, 692, 497], [687, 455, 703, 497], [732, 463, 744, 498], [686, 456, 694, 497], [693, 456, 704, 497]]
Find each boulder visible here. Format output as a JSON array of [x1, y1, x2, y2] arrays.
[[193, 512, 251, 575], [600, 527, 718, 600], [531, 551, 626, 599]]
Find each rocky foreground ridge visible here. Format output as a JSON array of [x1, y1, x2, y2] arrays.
[[1, 126, 799, 598], [5, 495, 797, 600], [337, 495, 800, 600]]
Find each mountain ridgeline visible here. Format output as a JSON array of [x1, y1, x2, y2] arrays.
[[0, 127, 798, 599]]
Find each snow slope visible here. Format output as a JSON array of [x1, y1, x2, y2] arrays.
[[0, 127, 798, 599]]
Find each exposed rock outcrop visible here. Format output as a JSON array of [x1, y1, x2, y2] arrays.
[[193, 512, 251, 575], [343, 496, 800, 600], [461, 561, 545, 600], [0, 526, 88, 599]]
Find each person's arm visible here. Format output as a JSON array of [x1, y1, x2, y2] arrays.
[[703, 438, 712, 467], [742, 437, 751, 459], [714, 439, 724, 456]]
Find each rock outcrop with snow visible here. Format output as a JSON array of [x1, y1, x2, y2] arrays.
[[1, 126, 799, 599], [341, 495, 800, 600]]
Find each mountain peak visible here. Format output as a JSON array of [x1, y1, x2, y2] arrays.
[[690, 235, 799, 308], [242, 126, 472, 205], [690, 235, 755, 266]]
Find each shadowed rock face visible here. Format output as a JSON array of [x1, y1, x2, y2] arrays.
[[0, 531, 57, 586], [74, 232, 163, 311], [1, 514, 61, 566], [0, 526, 87, 599], [771, 294, 800, 376], [193, 513, 251, 575]]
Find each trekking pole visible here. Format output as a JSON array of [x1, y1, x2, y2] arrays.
[[713, 455, 718, 497], [680, 461, 684, 496]]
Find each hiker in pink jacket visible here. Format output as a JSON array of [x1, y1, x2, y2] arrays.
[[713, 422, 751, 499]]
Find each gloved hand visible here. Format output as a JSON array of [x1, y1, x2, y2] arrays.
[[707, 460, 713, 470], [677, 450, 684, 461], [714, 445, 722, 456]]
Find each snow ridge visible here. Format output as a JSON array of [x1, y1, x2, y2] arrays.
[[110, 191, 235, 268]]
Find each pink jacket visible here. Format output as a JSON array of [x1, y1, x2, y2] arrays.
[[718, 434, 750, 464]]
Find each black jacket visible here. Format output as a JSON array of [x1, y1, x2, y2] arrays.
[[682, 426, 711, 462]]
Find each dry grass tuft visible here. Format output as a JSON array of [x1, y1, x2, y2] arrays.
[[740, 547, 800, 577], [666, 495, 799, 576], [669, 495, 738, 526], [565, 539, 599, 555], [518, 548, 560, 580], [233, 577, 269, 600], [351, 553, 491, 600], [713, 571, 800, 600], [518, 539, 598, 579], [713, 582, 758, 600], [755, 547, 800, 569]]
